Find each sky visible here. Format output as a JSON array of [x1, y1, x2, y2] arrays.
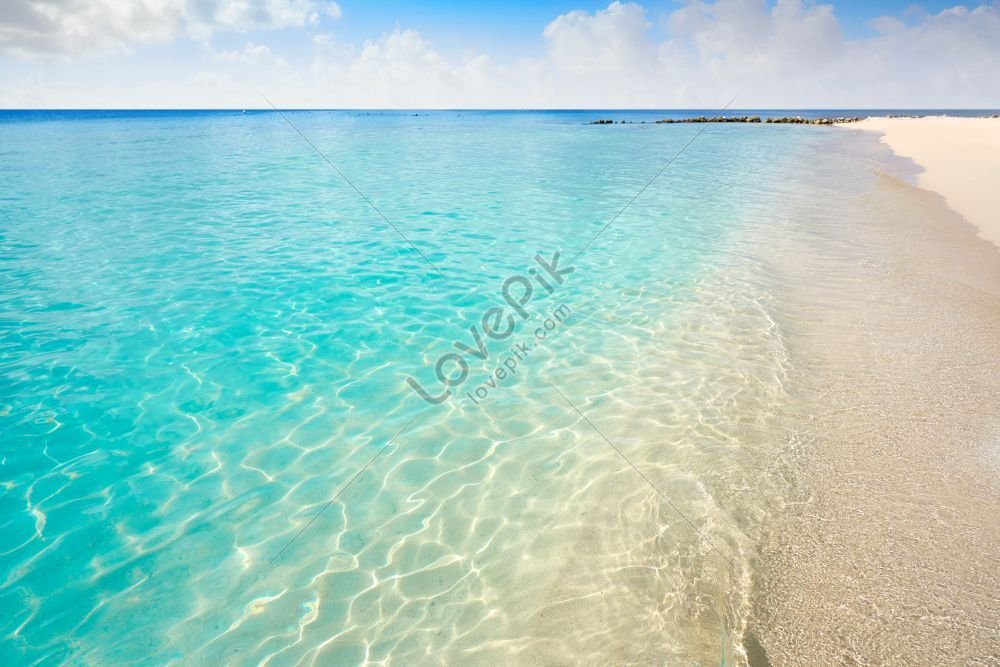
[[1, 1, 998, 108]]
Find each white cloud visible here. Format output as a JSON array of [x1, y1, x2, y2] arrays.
[[867, 15, 906, 35], [837, 3, 1000, 107], [299, 0, 1000, 108], [1, 1, 999, 108], [218, 41, 281, 66], [0, 0, 342, 57], [304, 29, 519, 108], [533, 0, 999, 107], [543, 1, 654, 75]]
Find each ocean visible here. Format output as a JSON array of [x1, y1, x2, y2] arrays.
[[0, 109, 991, 664]]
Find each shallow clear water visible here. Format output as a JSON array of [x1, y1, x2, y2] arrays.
[[1, 110, 821, 664]]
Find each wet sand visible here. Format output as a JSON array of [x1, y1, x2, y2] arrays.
[[747, 129, 1000, 664]]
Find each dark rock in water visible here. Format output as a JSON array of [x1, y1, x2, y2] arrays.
[[743, 630, 772, 667], [594, 115, 865, 126], [592, 113, 997, 126]]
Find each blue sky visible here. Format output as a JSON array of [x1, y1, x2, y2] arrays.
[[1, 1, 998, 108], [326, 0, 961, 50], [205, 1, 973, 61]]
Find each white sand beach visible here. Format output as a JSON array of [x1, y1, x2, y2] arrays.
[[849, 116, 1000, 248], [748, 124, 1000, 665]]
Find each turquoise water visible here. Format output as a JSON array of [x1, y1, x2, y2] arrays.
[[2, 110, 811, 664]]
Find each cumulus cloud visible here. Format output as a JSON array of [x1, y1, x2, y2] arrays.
[[0, 0, 341, 57], [304, 29, 520, 107], [1, 0, 998, 107], [543, 1, 654, 75], [218, 41, 282, 67], [653, 0, 999, 106], [837, 4, 1000, 107], [866, 15, 906, 35], [294, 0, 1000, 108], [663, 0, 847, 103]]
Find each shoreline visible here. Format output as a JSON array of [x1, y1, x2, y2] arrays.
[[846, 116, 1000, 249], [747, 126, 1000, 664]]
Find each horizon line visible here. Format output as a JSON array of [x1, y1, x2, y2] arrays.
[[3, 107, 1000, 112]]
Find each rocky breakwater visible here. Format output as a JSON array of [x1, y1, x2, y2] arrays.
[[589, 115, 865, 125]]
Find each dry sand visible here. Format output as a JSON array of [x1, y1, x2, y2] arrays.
[[850, 116, 1000, 249]]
